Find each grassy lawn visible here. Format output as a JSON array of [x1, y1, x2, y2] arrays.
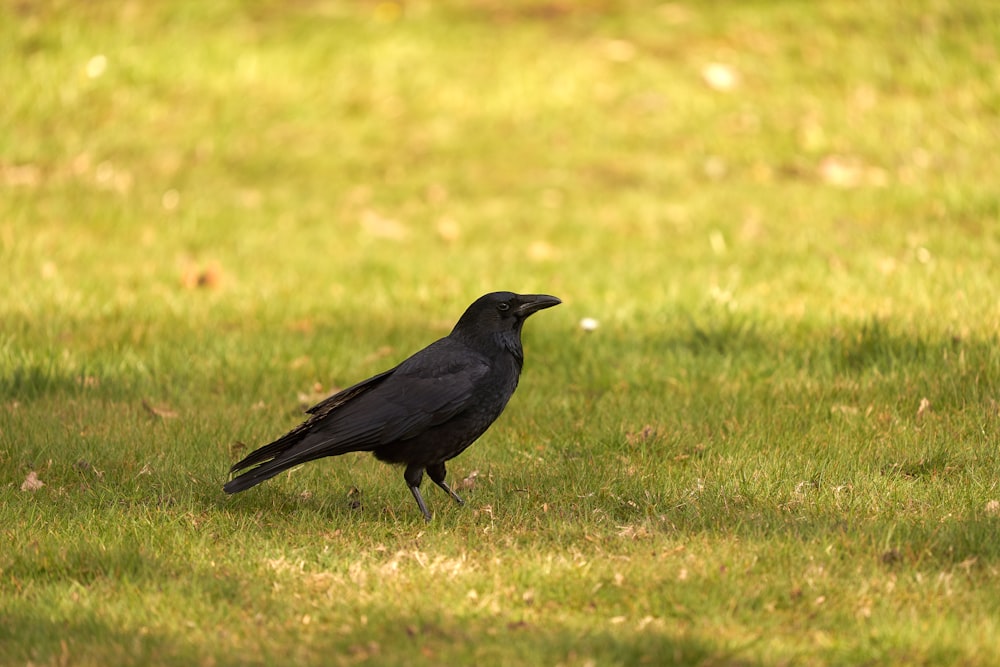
[[3, 1, 1000, 665]]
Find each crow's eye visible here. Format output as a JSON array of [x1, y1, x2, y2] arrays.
[[497, 302, 511, 312]]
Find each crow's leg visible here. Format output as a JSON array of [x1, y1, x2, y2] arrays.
[[427, 462, 464, 506], [404, 464, 432, 522]]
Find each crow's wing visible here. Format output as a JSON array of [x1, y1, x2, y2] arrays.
[[305, 367, 397, 417], [271, 338, 490, 462], [229, 367, 399, 474]]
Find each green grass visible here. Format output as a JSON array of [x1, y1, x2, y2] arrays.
[[3, 0, 1000, 665]]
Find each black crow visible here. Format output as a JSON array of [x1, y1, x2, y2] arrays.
[[224, 291, 560, 521]]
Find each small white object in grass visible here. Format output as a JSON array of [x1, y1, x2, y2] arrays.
[[701, 62, 738, 91], [580, 317, 599, 332], [709, 230, 727, 254], [86, 54, 107, 79]]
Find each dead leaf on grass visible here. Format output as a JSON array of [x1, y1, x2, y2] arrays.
[[625, 424, 663, 445], [298, 382, 331, 408], [881, 549, 902, 565], [181, 262, 224, 290], [916, 397, 931, 423], [958, 557, 978, 573], [75, 460, 105, 479], [1, 162, 43, 187], [142, 399, 178, 419], [617, 524, 652, 540], [527, 240, 558, 262], [602, 39, 637, 62], [363, 346, 395, 365], [361, 209, 408, 241], [818, 155, 888, 188], [435, 217, 461, 243], [21, 471, 45, 492], [457, 469, 479, 491]]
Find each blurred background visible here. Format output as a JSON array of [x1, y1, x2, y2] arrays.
[[3, 0, 999, 368]]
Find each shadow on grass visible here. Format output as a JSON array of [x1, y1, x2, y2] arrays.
[[589, 485, 1000, 569], [515, 444, 1000, 571], [0, 359, 99, 401], [656, 313, 997, 378], [207, 476, 446, 527], [0, 611, 250, 667], [0, 602, 742, 667], [7, 309, 997, 399], [2, 511, 737, 664], [0, 308, 450, 403]]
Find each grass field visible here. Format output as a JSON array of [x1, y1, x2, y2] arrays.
[[3, 1, 1000, 665]]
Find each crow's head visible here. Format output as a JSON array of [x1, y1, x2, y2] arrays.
[[453, 291, 561, 335]]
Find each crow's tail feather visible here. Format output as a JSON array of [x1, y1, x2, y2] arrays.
[[223, 460, 296, 493], [224, 424, 314, 494], [228, 423, 308, 475], [224, 414, 380, 494]]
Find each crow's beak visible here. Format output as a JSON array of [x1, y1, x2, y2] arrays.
[[515, 294, 562, 317]]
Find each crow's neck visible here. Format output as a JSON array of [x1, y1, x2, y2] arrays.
[[493, 330, 524, 370], [452, 326, 525, 370]]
